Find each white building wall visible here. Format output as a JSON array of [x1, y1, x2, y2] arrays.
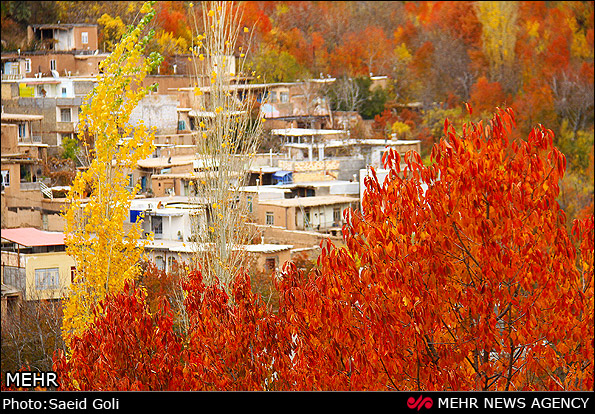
[[54, 29, 72, 51], [129, 94, 179, 134]]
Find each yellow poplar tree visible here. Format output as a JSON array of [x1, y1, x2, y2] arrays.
[[62, 1, 163, 348], [475, 1, 519, 82]]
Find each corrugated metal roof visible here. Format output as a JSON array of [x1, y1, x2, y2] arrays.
[[1, 228, 65, 247]]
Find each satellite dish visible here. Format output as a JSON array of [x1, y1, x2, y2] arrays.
[[51, 70, 59, 78]]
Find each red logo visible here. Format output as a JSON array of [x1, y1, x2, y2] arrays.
[[407, 395, 433, 410]]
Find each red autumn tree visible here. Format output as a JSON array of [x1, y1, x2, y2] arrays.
[[469, 76, 509, 117], [176, 270, 284, 390], [155, 1, 191, 42], [273, 106, 593, 390], [53, 282, 183, 391], [54, 271, 284, 391], [54, 107, 593, 391]]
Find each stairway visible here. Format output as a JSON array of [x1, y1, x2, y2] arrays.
[[40, 182, 53, 200]]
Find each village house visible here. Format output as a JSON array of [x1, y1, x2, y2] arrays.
[[2, 114, 48, 228], [1, 75, 95, 151], [257, 194, 359, 234], [134, 154, 223, 198], [1, 227, 74, 302], [2, 24, 103, 79], [27, 23, 99, 53], [143, 238, 293, 276], [127, 196, 294, 275], [128, 196, 208, 242], [1, 51, 107, 80], [174, 78, 334, 134], [1, 113, 71, 231]]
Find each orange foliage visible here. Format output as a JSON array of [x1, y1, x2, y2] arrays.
[[470, 76, 509, 116], [417, 1, 483, 46], [155, 1, 190, 40], [512, 77, 556, 134]]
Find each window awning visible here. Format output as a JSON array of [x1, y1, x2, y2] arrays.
[[272, 170, 292, 179]]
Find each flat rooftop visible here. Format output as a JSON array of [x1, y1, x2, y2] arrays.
[[259, 195, 359, 208]]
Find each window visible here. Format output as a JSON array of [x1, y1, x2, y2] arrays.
[[265, 258, 276, 272], [266, 212, 274, 225], [3, 266, 25, 291], [50, 59, 56, 71], [60, 107, 72, 122], [334, 207, 342, 224], [9, 62, 19, 75], [58, 133, 72, 146], [61, 87, 67, 97], [71, 266, 77, 283], [178, 120, 186, 131], [1, 170, 10, 189], [269, 91, 277, 103], [304, 209, 311, 227], [25, 59, 31, 73], [280, 91, 289, 103], [247, 195, 253, 213], [81, 32, 89, 44], [167, 257, 178, 273], [35, 267, 60, 290], [152, 216, 163, 237], [155, 256, 165, 271], [18, 123, 26, 139]]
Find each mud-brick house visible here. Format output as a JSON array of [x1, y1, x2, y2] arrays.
[[1, 76, 96, 151], [143, 238, 293, 276], [257, 195, 359, 234], [1, 115, 48, 228], [3, 24, 104, 81], [27, 24, 98, 53], [1, 115, 67, 231]]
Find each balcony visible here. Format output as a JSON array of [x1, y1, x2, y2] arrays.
[[2, 74, 24, 81], [56, 97, 83, 106], [56, 121, 76, 133], [19, 181, 41, 191]]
